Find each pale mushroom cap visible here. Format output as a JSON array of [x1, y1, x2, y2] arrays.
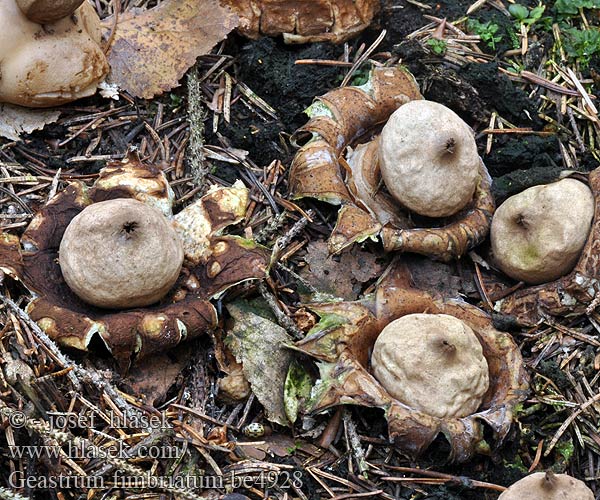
[[0, 1, 108, 107], [371, 313, 490, 419], [59, 198, 184, 309], [379, 100, 480, 218], [498, 472, 594, 500], [491, 178, 594, 285], [16, 0, 84, 23]]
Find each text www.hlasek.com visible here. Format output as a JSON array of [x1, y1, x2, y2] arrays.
[[9, 442, 182, 460]]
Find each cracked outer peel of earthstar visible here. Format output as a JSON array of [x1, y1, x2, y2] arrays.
[[0, 153, 269, 370], [220, 0, 380, 44], [289, 68, 495, 261], [495, 167, 600, 326], [291, 261, 528, 462]]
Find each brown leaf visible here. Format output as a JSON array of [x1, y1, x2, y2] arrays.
[[300, 240, 385, 300], [104, 0, 238, 99], [0, 104, 60, 141], [122, 344, 194, 406]]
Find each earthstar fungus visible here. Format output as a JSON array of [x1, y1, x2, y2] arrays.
[[292, 262, 528, 462], [379, 101, 481, 218], [498, 471, 594, 500], [494, 168, 600, 326], [0, 0, 109, 107], [59, 198, 185, 309], [0, 154, 269, 370], [16, 0, 84, 23], [371, 313, 490, 419], [491, 178, 594, 285], [289, 67, 495, 261]]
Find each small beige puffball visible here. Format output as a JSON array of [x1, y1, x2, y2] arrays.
[[371, 313, 489, 419], [498, 471, 594, 500], [379, 100, 480, 218], [59, 198, 184, 309], [491, 178, 594, 285]]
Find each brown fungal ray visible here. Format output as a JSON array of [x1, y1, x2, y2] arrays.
[[89, 160, 172, 209], [497, 167, 600, 326], [343, 141, 412, 228], [289, 66, 422, 204], [221, 0, 380, 44], [381, 161, 495, 261], [328, 204, 382, 255], [295, 261, 528, 462], [0, 157, 269, 371]]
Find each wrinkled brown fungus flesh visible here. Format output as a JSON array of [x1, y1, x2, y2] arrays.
[[289, 68, 495, 261], [0, 154, 269, 370], [492, 168, 600, 326], [291, 261, 529, 462], [0, 0, 108, 107], [498, 471, 594, 500], [221, 0, 380, 44]]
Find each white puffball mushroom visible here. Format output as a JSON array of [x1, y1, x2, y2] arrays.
[[0, 0, 109, 107], [491, 178, 594, 285], [59, 198, 184, 309], [379, 100, 480, 218], [498, 471, 594, 500], [371, 313, 490, 419], [16, 0, 84, 24]]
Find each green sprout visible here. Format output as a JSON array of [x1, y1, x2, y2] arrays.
[[467, 19, 503, 50], [510, 3, 553, 32], [554, 0, 600, 17], [427, 38, 448, 55], [563, 27, 600, 67]]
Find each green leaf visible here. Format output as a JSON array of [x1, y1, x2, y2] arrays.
[[555, 0, 600, 16], [227, 300, 295, 426], [529, 4, 546, 19], [283, 360, 313, 424], [509, 4, 529, 20]]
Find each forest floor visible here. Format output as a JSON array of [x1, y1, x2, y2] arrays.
[[1, 0, 600, 499]]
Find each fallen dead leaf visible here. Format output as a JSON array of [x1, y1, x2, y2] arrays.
[[0, 104, 60, 141], [122, 344, 194, 406], [226, 300, 293, 427], [300, 240, 386, 300], [104, 0, 238, 99]]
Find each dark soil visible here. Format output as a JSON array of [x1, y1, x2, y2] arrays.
[[207, 37, 345, 167]]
